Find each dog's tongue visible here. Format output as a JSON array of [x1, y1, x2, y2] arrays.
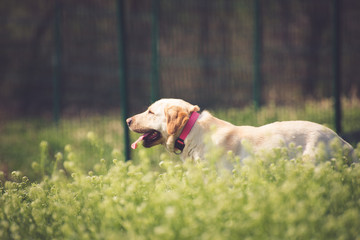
[[131, 132, 151, 149]]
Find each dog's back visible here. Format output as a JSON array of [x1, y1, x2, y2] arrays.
[[232, 120, 355, 161], [197, 113, 355, 161]]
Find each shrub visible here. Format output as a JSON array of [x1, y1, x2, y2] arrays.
[[0, 143, 360, 240]]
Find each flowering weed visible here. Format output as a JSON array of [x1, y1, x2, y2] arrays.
[[1, 142, 360, 240]]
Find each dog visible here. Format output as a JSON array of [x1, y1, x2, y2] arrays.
[[127, 98, 354, 162]]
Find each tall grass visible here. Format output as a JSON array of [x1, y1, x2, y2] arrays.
[[0, 141, 359, 239], [1, 99, 360, 180], [0, 100, 360, 239]]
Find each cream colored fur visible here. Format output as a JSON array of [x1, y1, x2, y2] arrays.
[[127, 98, 354, 162]]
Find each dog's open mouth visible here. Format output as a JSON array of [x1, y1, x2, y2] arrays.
[[131, 130, 162, 149]]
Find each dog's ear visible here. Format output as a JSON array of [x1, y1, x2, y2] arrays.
[[165, 106, 189, 135]]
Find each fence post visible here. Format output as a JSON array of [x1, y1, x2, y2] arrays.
[[332, 0, 342, 134], [53, 0, 62, 124], [151, 0, 160, 103], [116, 0, 130, 161], [253, 0, 262, 110]]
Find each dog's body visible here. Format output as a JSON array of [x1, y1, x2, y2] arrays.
[[127, 98, 354, 161]]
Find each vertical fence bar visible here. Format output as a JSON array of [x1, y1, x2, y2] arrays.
[[253, 0, 262, 110], [333, 0, 342, 134], [116, 0, 130, 161], [151, 0, 160, 103], [53, 0, 62, 124]]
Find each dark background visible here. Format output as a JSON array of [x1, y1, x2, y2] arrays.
[[0, 0, 359, 117]]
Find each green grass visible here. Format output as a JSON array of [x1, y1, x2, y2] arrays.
[[215, 98, 360, 135], [0, 142, 360, 239], [1, 99, 360, 181], [0, 116, 125, 180], [0, 100, 360, 239]]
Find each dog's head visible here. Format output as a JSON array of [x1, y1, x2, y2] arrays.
[[127, 98, 200, 151]]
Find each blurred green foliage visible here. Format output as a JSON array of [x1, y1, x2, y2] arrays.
[[1, 100, 360, 180], [0, 136, 359, 239]]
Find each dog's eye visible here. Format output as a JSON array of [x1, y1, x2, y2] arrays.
[[148, 109, 154, 115]]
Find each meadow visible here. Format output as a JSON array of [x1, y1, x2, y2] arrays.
[[1, 100, 360, 239]]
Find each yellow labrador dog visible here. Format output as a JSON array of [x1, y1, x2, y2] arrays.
[[127, 98, 354, 161]]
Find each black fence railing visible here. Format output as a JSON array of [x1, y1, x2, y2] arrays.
[[1, 0, 360, 160]]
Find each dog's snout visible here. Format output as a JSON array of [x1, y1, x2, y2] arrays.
[[126, 117, 133, 127]]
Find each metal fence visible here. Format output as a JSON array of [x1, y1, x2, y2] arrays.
[[1, 0, 360, 160]]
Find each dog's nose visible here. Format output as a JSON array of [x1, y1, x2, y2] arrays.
[[126, 117, 133, 127]]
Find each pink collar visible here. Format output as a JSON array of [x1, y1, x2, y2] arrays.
[[174, 111, 200, 154]]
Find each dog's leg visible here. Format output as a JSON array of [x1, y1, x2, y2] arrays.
[[166, 135, 176, 153]]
